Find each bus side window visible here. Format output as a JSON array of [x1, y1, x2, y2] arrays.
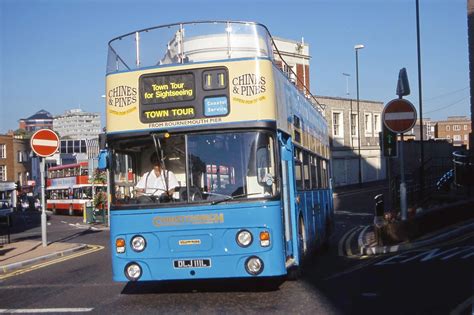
[[321, 159, 328, 189], [303, 151, 311, 190], [317, 157, 323, 189], [294, 148, 303, 190], [310, 155, 318, 189]]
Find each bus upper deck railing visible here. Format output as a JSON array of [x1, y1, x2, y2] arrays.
[[107, 21, 275, 74]]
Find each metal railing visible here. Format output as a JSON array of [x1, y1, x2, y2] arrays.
[[453, 151, 474, 187], [0, 214, 11, 245], [391, 156, 453, 210]]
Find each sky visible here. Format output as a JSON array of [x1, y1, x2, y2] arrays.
[[0, 0, 470, 133]]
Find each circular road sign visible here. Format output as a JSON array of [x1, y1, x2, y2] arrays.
[[30, 129, 60, 157], [382, 98, 417, 134]]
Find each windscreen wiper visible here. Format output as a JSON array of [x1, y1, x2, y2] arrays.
[[210, 193, 263, 205]]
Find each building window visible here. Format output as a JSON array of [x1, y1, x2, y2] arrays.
[[453, 135, 461, 141], [373, 114, 381, 133], [332, 112, 343, 137], [464, 125, 468, 130], [0, 165, 6, 181], [0, 144, 5, 159], [364, 113, 372, 134], [17, 151, 24, 162], [453, 125, 461, 131], [351, 113, 358, 136], [464, 134, 469, 141], [446, 125, 450, 131]]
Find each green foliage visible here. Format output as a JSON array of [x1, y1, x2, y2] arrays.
[[93, 190, 107, 209], [90, 169, 106, 184]]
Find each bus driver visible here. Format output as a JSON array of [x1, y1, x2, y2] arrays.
[[135, 153, 179, 202]]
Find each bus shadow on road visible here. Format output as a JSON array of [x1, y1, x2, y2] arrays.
[[121, 277, 285, 294]]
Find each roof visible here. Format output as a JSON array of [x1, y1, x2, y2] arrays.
[[48, 162, 88, 171], [23, 110, 53, 121]]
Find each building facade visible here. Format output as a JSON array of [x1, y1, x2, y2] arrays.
[[53, 109, 101, 140], [18, 109, 53, 132], [0, 134, 30, 185], [411, 118, 435, 141], [316, 96, 386, 187], [273, 37, 310, 95], [434, 116, 471, 149]]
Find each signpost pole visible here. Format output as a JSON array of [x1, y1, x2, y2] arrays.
[[40, 157, 47, 247], [399, 133, 408, 221], [30, 129, 60, 247]]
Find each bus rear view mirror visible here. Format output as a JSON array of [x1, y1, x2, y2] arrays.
[[98, 149, 109, 170]]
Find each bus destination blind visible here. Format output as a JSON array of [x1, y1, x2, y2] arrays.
[[140, 73, 195, 105]]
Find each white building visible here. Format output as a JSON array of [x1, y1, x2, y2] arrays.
[[53, 109, 101, 140], [316, 96, 386, 187], [273, 37, 310, 94]]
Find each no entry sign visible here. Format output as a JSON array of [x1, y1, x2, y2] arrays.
[[382, 99, 417, 134], [30, 129, 60, 157]]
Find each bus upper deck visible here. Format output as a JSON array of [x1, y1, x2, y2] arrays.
[[107, 21, 274, 74], [106, 21, 327, 151]]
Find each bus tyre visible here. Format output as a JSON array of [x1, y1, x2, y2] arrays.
[[299, 215, 308, 259]]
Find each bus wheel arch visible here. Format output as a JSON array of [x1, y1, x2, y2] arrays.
[[298, 213, 308, 258], [287, 213, 307, 281]]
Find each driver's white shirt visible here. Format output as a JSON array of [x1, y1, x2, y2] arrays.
[[136, 170, 179, 196]]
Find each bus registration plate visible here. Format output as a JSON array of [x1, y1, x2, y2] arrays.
[[173, 259, 211, 269]]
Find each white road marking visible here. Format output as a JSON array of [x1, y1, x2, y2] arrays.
[[450, 294, 474, 315], [345, 226, 362, 256], [361, 292, 379, 298], [335, 210, 372, 216], [0, 308, 93, 313], [338, 226, 359, 256]]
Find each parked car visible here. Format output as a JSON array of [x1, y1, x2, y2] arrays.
[[19, 196, 41, 211]]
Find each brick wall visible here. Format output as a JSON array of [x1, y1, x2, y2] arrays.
[[0, 135, 30, 184]]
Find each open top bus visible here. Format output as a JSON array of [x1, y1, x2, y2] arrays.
[[103, 21, 333, 283]]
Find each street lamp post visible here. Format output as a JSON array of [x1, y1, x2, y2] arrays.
[[355, 44, 364, 185]]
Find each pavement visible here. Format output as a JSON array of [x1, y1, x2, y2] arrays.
[[0, 211, 108, 276], [358, 217, 474, 256], [0, 240, 87, 274], [356, 196, 474, 256]]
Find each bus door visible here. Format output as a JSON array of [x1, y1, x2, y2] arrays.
[[278, 132, 299, 267]]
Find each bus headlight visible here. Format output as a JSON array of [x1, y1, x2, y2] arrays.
[[245, 256, 264, 275], [125, 262, 142, 281], [131, 235, 146, 252], [236, 230, 253, 247]]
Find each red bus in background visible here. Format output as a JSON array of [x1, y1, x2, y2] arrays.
[[46, 162, 106, 215]]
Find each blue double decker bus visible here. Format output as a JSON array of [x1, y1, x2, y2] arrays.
[[103, 21, 333, 283]]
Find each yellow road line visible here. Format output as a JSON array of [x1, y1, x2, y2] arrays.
[[0, 245, 104, 280]]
